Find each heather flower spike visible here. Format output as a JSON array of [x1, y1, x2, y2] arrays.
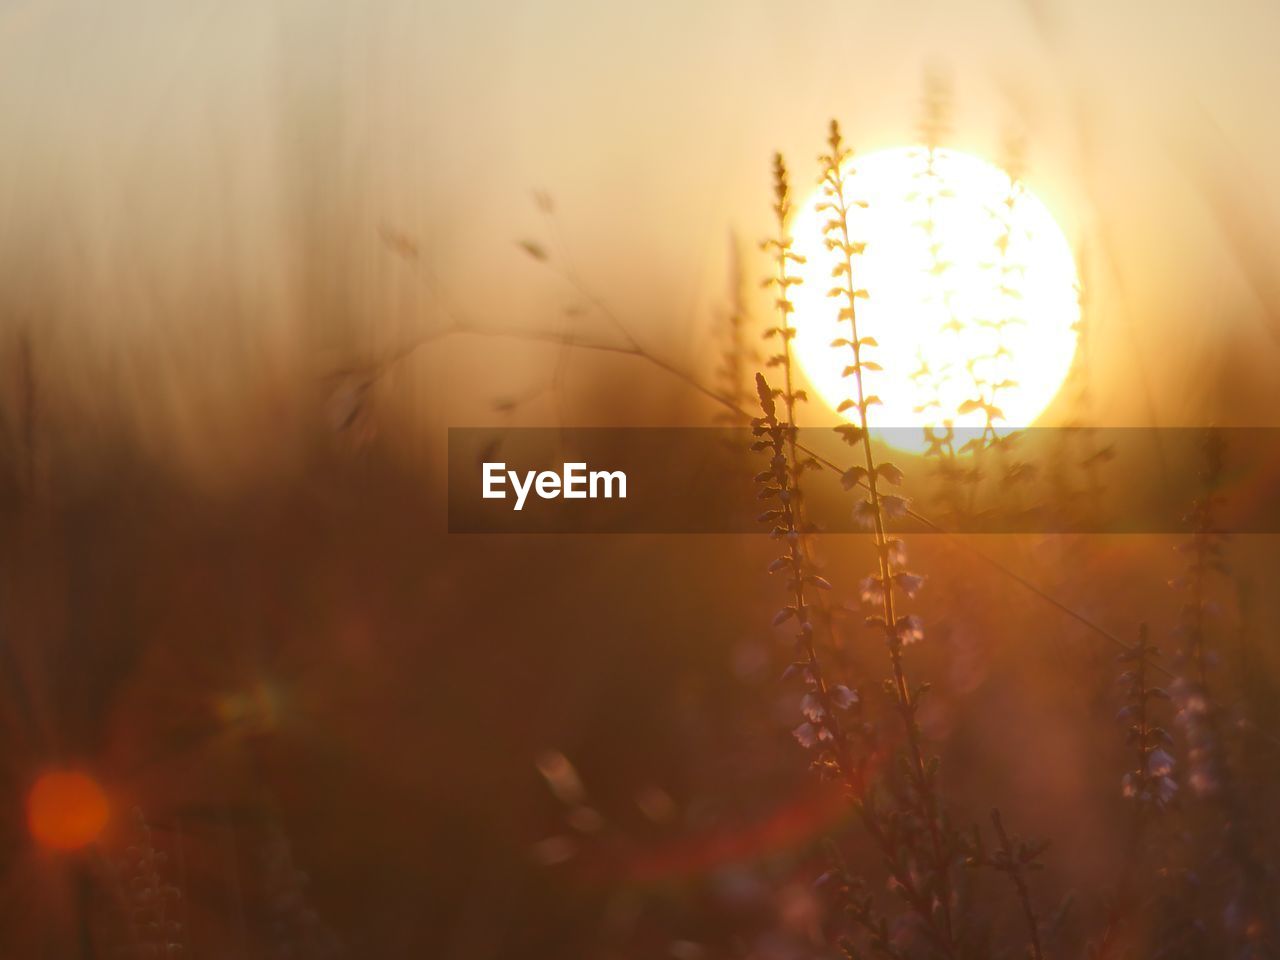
[[814, 117, 978, 959], [745, 119, 1053, 960], [752, 150, 854, 788]]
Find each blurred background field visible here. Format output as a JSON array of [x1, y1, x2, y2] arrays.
[[2, 1, 1280, 957]]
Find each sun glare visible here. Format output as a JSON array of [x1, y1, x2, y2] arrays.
[[787, 147, 1079, 453]]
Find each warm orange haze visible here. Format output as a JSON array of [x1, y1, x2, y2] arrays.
[[1, 1, 1280, 958]]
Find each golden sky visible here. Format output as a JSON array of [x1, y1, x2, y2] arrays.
[[2, 0, 1280, 479]]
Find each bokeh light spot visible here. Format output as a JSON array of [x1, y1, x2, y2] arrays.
[[27, 770, 110, 852]]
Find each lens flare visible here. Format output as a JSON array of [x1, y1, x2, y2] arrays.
[[27, 770, 110, 852]]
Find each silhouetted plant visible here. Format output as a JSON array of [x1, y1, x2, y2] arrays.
[[1172, 431, 1228, 800], [1167, 431, 1273, 958], [112, 808, 186, 958], [260, 823, 341, 959], [747, 121, 1071, 960], [1092, 624, 1176, 959], [754, 151, 931, 959], [752, 371, 855, 775], [958, 131, 1034, 522], [754, 154, 852, 772], [906, 80, 979, 529], [713, 234, 760, 425], [964, 808, 1048, 960], [1046, 244, 1114, 531], [818, 118, 963, 960]]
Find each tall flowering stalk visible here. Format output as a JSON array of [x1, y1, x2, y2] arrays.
[[753, 151, 943, 958], [755, 154, 855, 778], [752, 150, 936, 960], [762, 154, 808, 450], [1172, 431, 1228, 799], [819, 119, 960, 959], [1094, 625, 1177, 959], [908, 78, 971, 524], [1119, 626, 1177, 817], [1169, 432, 1271, 957], [959, 134, 1032, 518], [110, 808, 187, 957], [1047, 246, 1115, 531], [965, 808, 1049, 960], [753, 122, 1051, 960], [714, 235, 760, 425], [752, 373, 855, 776], [753, 150, 948, 957]]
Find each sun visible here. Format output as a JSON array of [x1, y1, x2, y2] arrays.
[[787, 146, 1079, 453]]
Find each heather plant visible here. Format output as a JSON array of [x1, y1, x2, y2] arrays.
[[963, 809, 1048, 960], [752, 371, 854, 769], [1167, 432, 1273, 958], [906, 75, 975, 528], [749, 123, 1051, 960], [957, 131, 1035, 523], [817, 119, 964, 959], [754, 152, 852, 772], [712, 235, 760, 426], [1045, 245, 1114, 532], [1171, 430, 1230, 801], [260, 822, 341, 960], [1092, 625, 1177, 959], [110, 808, 187, 958]]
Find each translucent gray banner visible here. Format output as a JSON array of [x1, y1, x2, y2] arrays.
[[448, 428, 1278, 534]]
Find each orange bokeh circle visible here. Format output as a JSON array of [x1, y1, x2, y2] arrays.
[[27, 770, 110, 851]]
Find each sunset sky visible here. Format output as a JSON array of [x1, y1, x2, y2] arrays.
[[3, 0, 1280, 476]]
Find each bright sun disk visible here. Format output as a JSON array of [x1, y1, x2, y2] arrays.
[[788, 146, 1079, 454]]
